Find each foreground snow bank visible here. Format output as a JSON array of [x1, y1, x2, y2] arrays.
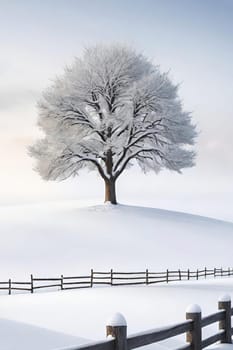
[[0, 202, 232, 279], [0, 318, 89, 350]]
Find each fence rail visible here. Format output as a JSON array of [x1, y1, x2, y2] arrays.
[[66, 296, 233, 350], [1, 267, 233, 295]]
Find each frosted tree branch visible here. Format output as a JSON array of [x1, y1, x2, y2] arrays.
[[30, 44, 197, 201]]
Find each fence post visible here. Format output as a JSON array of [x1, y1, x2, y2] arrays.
[[178, 269, 181, 281], [187, 269, 190, 280], [214, 268, 216, 278], [166, 269, 169, 283], [90, 269, 94, 287], [111, 269, 113, 286], [30, 274, 34, 293], [61, 275, 64, 290], [186, 304, 202, 350], [9, 279, 11, 295], [218, 295, 232, 343], [204, 267, 207, 279], [196, 269, 199, 280], [106, 313, 127, 350], [146, 269, 149, 285]]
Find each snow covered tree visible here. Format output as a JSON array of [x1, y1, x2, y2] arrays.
[[30, 44, 197, 204]]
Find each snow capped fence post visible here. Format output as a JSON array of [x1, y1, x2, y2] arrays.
[[218, 295, 232, 343], [106, 313, 127, 350], [186, 304, 202, 350]]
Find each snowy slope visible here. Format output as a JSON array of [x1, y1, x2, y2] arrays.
[[0, 318, 89, 350], [0, 202, 232, 279]]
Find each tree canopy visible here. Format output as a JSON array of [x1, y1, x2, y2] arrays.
[[30, 44, 197, 204]]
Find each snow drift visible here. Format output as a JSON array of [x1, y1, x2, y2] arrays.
[[0, 318, 88, 350]]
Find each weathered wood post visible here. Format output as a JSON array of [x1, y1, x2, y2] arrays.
[[166, 269, 169, 283], [110, 269, 113, 286], [90, 269, 94, 287], [61, 275, 64, 290], [218, 294, 232, 343], [8, 279, 11, 295], [30, 274, 34, 293], [106, 313, 127, 350], [146, 269, 149, 285], [186, 304, 202, 350], [179, 269, 181, 281], [187, 269, 190, 280]]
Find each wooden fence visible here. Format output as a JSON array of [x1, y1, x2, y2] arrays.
[[1, 267, 233, 295], [64, 295, 233, 350]]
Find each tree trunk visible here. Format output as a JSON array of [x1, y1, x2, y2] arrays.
[[105, 179, 117, 204]]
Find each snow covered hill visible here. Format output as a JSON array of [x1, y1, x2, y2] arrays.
[[0, 202, 232, 279]]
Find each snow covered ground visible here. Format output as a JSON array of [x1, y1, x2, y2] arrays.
[[0, 318, 88, 350], [0, 202, 232, 279], [1, 202, 233, 349], [1, 278, 233, 349]]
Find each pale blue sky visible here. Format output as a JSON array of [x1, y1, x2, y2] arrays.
[[0, 0, 232, 220]]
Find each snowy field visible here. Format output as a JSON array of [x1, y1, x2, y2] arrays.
[[1, 201, 233, 349], [1, 278, 233, 349], [0, 202, 232, 279]]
